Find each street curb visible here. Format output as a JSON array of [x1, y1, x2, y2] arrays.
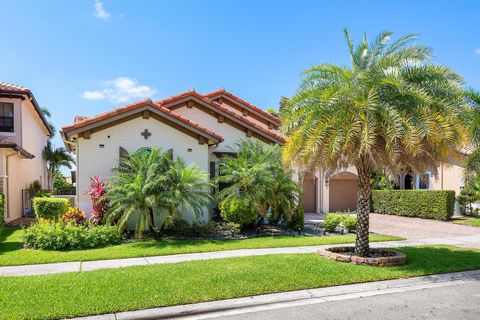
[[71, 269, 480, 320]]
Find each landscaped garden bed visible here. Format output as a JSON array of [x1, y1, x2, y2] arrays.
[[0, 246, 479, 320], [317, 246, 406, 266]]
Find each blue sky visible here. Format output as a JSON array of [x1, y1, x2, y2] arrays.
[[1, 0, 480, 150]]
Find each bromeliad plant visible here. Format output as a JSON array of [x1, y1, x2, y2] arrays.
[[283, 29, 465, 256], [105, 148, 213, 238]]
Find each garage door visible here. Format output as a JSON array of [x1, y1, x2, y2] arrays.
[[329, 175, 358, 212]]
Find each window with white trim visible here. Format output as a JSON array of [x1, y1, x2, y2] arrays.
[[0, 102, 14, 132]]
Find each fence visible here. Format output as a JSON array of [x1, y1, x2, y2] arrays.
[[22, 188, 77, 217]]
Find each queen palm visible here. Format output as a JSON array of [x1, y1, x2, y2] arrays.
[[283, 30, 465, 256]]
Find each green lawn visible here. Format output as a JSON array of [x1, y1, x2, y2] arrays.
[[0, 228, 401, 266], [451, 217, 480, 227], [0, 246, 479, 320]]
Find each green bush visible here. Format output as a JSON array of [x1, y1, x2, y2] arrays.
[[220, 198, 257, 227], [323, 213, 342, 233], [33, 197, 69, 220], [23, 219, 122, 250], [340, 214, 357, 233], [287, 205, 304, 229], [371, 190, 455, 221]]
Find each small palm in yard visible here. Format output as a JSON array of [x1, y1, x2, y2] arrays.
[[42, 140, 75, 190], [216, 139, 300, 224], [106, 148, 212, 237], [283, 29, 465, 256]]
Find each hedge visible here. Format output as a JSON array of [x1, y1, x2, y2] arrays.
[[371, 190, 455, 221], [23, 219, 122, 250], [33, 197, 69, 220]]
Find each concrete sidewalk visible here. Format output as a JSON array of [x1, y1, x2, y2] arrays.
[[70, 269, 480, 320], [1, 234, 480, 277]]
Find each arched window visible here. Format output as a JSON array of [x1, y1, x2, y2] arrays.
[[135, 147, 152, 155]]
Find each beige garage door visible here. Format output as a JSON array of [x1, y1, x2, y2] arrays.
[[302, 175, 317, 213], [329, 174, 358, 213]]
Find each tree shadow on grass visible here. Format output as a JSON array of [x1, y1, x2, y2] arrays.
[[0, 228, 24, 255]]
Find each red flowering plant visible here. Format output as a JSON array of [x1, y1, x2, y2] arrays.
[[85, 176, 109, 224]]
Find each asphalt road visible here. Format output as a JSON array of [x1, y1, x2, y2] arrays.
[[204, 281, 480, 320]]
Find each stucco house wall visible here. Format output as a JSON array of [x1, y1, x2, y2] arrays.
[[0, 97, 49, 222], [75, 116, 209, 222]]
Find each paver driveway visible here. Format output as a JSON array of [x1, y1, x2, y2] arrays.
[[305, 212, 479, 240], [369, 213, 479, 239]]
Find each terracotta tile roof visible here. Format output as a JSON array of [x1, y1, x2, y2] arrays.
[[0, 82, 30, 93], [0, 81, 53, 136], [62, 98, 223, 142], [205, 88, 282, 125], [158, 91, 285, 144]]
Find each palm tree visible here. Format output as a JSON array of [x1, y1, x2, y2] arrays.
[[162, 158, 213, 227], [283, 29, 465, 256], [216, 139, 300, 224], [42, 140, 75, 190], [462, 89, 480, 174], [106, 148, 212, 237]]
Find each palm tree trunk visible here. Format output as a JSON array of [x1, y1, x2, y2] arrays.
[[355, 157, 373, 257]]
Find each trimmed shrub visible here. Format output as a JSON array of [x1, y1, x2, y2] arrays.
[[33, 197, 69, 220], [23, 219, 122, 250], [323, 213, 342, 233], [220, 198, 257, 227], [288, 205, 304, 229], [371, 190, 455, 221], [340, 214, 357, 233]]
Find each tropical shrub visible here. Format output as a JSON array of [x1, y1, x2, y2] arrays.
[[219, 197, 257, 227], [23, 219, 122, 250], [287, 205, 304, 229], [106, 148, 212, 238], [85, 176, 109, 224], [371, 190, 455, 220], [61, 207, 86, 225], [216, 140, 300, 226], [322, 214, 342, 233], [33, 197, 69, 220], [340, 214, 357, 233]]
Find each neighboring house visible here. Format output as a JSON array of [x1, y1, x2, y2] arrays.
[[302, 152, 467, 214], [61, 88, 467, 219], [61, 89, 284, 221], [0, 82, 53, 223]]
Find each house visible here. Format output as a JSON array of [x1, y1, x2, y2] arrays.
[[61, 89, 284, 221], [0, 82, 53, 223], [61, 88, 467, 219], [302, 152, 467, 214]]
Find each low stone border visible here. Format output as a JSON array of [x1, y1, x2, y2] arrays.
[[317, 246, 406, 266]]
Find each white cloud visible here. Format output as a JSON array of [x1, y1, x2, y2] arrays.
[[94, 0, 111, 20], [82, 77, 156, 103], [475, 48, 480, 55]]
